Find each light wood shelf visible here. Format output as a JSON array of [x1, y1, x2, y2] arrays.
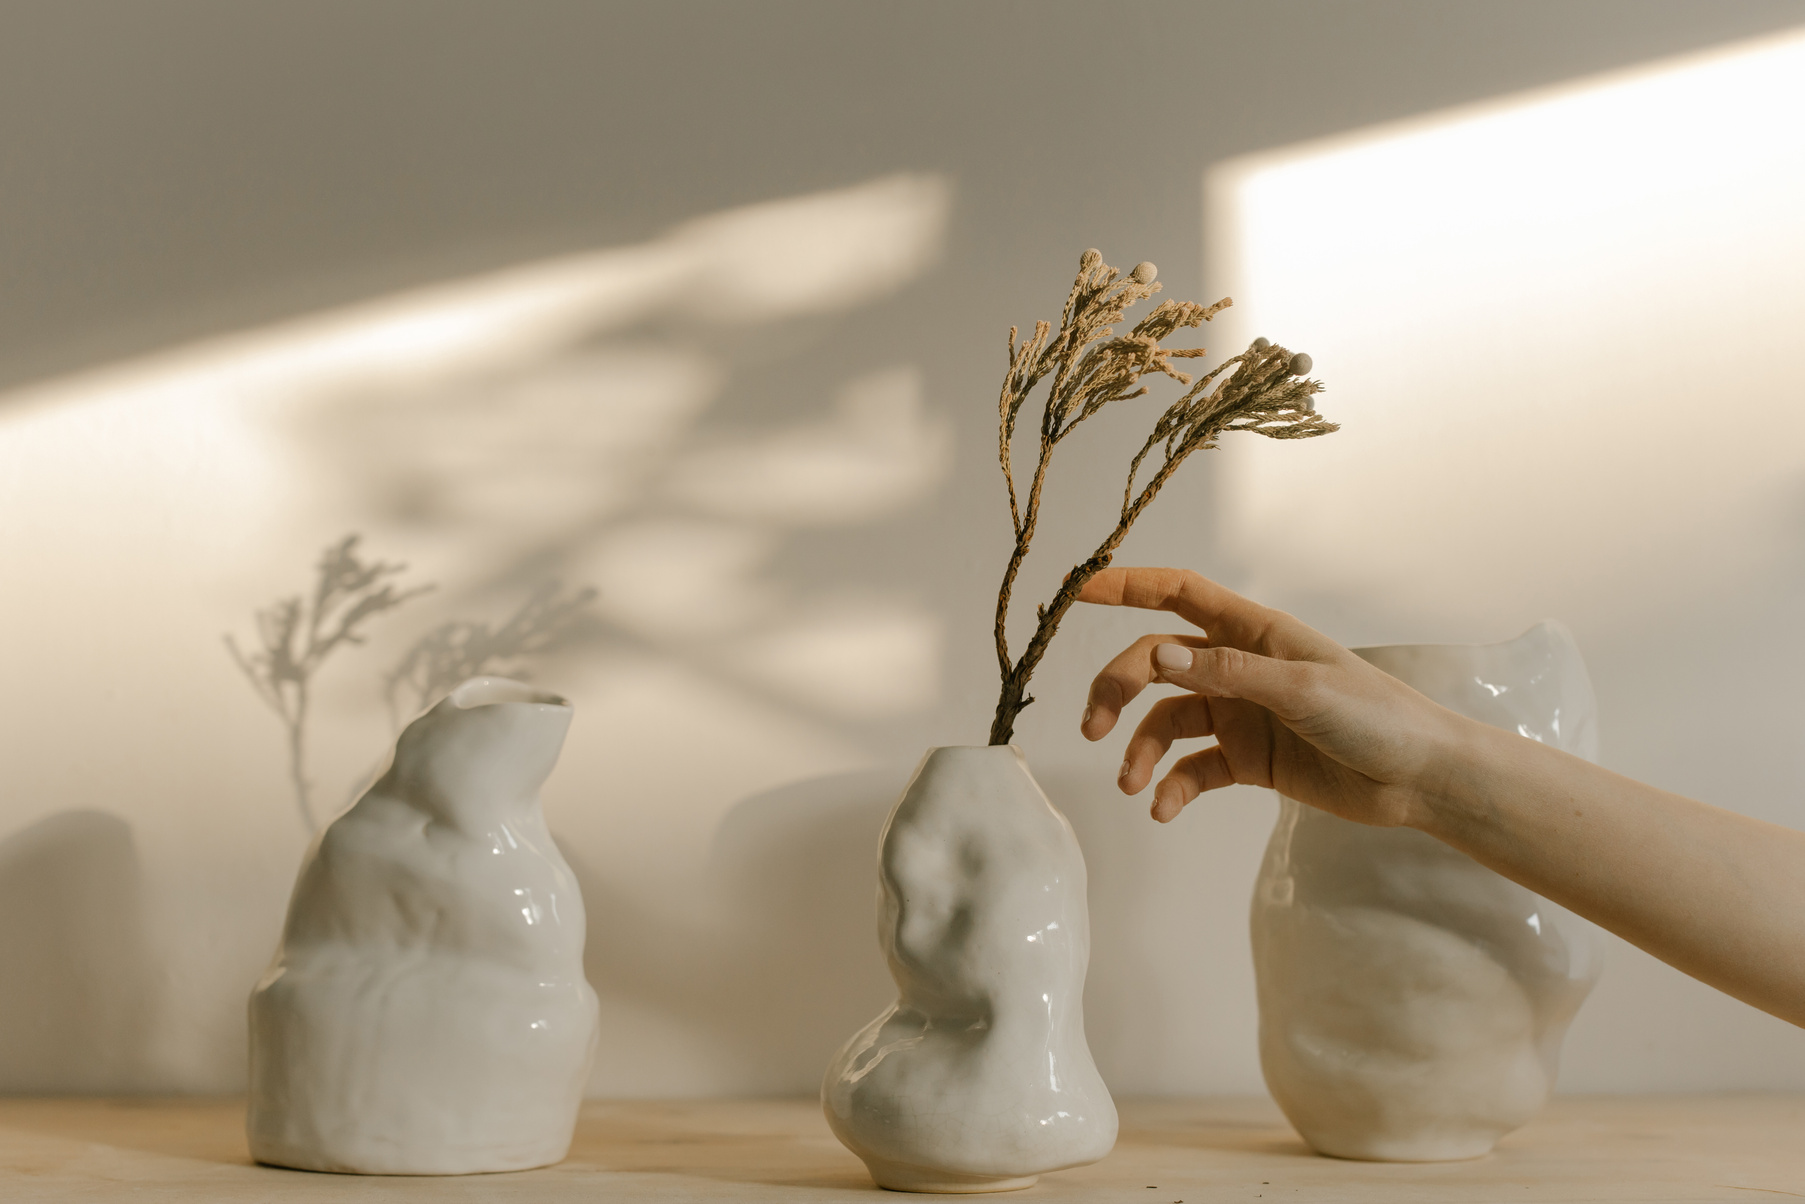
[[2, 1095, 1801, 1201]]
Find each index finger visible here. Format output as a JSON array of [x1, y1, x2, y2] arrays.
[[1078, 566, 1317, 657], [1080, 632, 1208, 741]]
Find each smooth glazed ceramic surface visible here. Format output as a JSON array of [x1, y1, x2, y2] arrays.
[[1251, 622, 1605, 1162], [247, 677, 598, 1175], [822, 745, 1117, 1193]]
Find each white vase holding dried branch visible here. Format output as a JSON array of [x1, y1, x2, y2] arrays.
[[822, 745, 1117, 1193], [248, 677, 597, 1175], [1251, 622, 1605, 1161]]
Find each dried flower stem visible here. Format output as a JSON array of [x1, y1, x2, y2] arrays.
[[989, 251, 1337, 745], [226, 535, 432, 831]]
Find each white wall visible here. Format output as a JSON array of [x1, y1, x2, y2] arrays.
[[1, 1, 1803, 1097], [1208, 31, 1805, 1090]]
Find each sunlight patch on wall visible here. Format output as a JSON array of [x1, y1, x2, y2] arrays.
[[585, 519, 782, 640], [1206, 29, 1805, 631], [733, 605, 942, 719], [680, 176, 951, 321], [669, 366, 951, 526], [0, 173, 953, 1093]]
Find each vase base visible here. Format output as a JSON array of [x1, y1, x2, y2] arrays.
[[1305, 1135, 1497, 1163], [864, 1158, 1039, 1194], [249, 1137, 570, 1176]]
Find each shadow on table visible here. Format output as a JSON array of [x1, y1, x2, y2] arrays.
[[568, 1099, 877, 1193], [565, 1099, 1321, 1193], [0, 1097, 257, 1165], [1116, 1099, 1317, 1160]]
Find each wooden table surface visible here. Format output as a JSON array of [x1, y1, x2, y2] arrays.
[[1, 1095, 1800, 1202]]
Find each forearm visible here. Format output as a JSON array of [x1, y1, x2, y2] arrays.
[[1413, 719, 1805, 1027]]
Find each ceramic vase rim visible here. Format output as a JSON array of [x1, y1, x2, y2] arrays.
[[1352, 617, 1574, 658], [442, 676, 571, 712]]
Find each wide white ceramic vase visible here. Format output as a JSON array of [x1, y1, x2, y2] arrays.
[[248, 677, 599, 1174], [1251, 622, 1605, 1161], [823, 745, 1117, 1193]]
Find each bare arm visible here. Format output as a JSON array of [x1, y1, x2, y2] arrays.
[[1078, 566, 1805, 1028]]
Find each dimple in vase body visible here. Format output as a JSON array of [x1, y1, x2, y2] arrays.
[[1251, 622, 1605, 1161], [822, 745, 1117, 1193], [247, 677, 598, 1175]]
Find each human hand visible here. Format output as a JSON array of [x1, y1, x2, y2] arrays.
[[1077, 567, 1468, 825], [1081, 573, 1805, 1031]]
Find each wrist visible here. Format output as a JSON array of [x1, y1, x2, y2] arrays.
[[1401, 707, 1509, 840]]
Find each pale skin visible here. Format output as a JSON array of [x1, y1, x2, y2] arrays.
[[1077, 565, 1805, 1029]]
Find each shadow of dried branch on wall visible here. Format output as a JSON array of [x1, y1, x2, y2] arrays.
[[229, 535, 601, 832], [383, 582, 598, 727], [225, 534, 432, 832]]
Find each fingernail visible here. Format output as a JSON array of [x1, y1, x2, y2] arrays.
[[1155, 643, 1194, 672], [1118, 758, 1131, 780], [1082, 703, 1093, 729]]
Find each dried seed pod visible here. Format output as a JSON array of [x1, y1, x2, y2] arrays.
[[986, 247, 1335, 747], [1289, 352, 1313, 376]]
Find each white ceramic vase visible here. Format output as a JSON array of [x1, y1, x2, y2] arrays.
[[823, 745, 1117, 1193], [247, 677, 598, 1174], [1250, 622, 1605, 1161]]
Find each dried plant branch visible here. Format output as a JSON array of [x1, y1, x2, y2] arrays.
[[383, 582, 597, 726], [226, 535, 433, 832], [989, 250, 1336, 745]]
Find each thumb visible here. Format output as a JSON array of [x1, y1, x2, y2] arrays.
[[1153, 642, 1321, 723]]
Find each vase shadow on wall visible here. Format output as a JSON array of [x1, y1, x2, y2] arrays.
[[559, 768, 903, 1098], [560, 760, 1201, 1123], [0, 811, 160, 1092]]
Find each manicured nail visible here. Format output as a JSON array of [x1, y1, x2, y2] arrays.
[[1155, 643, 1194, 672], [1118, 758, 1131, 780], [1082, 703, 1093, 729]]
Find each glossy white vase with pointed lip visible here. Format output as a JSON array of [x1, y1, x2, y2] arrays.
[[1251, 622, 1605, 1162], [247, 677, 598, 1175], [823, 745, 1118, 1193]]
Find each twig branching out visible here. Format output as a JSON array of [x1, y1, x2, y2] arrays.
[[226, 535, 433, 832], [383, 582, 597, 726], [989, 249, 1337, 745]]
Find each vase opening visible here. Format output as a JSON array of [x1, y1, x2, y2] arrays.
[[448, 677, 569, 710]]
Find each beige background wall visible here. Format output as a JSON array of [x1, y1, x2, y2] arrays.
[[2, 1, 1804, 1096]]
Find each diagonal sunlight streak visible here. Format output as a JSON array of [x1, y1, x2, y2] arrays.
[[1207, 29, 1805, 627], [0, 172, 953, 1095]]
